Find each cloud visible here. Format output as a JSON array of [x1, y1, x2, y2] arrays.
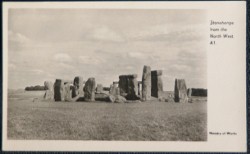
[[125, 65, 135, 70], [78, 56, 105, 65], [9, 31, 30, 43], [129, 24, 206, 43], [171, 64, 191, 72], [54, 53, 72, 63], [83, 26, 124, 42], [127, 52, 147, 59], [30, 69, 44, 75]]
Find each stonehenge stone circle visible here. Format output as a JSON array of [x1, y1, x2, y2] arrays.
[[54, 79, 65, 101], [42, 64, 203, 103], [142, 65, 151, 101], [84, 78, 96, 102], [174, 79, 188, 103], [151, 70, 163, 98]]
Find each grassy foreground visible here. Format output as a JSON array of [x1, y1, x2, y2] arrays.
[[8, 91, 207, 141]]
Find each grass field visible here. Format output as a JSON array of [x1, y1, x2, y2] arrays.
[[8, 90, 207, 141]]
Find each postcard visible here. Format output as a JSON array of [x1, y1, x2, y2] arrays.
[[2, 1, 247, 152]]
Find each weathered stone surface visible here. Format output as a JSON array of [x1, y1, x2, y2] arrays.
[[128, 75, 138, 95], [109, 84, 120, 96], [114, 95, 126, 103], [96, 84, 103, 93], [54, 79, 65, 101], [142, 65, 151, 101], [44, 81, 53, 90], [103, 87, 110, 91], [119, 74, 139, 100], [187, 88, 207, 97], [44, 90, 54, 100], [174, 79, 188, 103], [84, 78, 96, 102], [72, 76, 84, 97], [108, 95, 116, 103], [187, 88, 192, 97], [119, 75, 128, 96], [95, 93, 110, 102], [64, 83, 73, 102], [44, 81, 54, 100], [151, 70, 163, 98], [71, 94, 82, 102]]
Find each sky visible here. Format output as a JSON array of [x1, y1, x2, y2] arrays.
[[8, 9, 207, 91]]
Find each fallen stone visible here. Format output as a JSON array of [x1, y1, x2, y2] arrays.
[[114, 95, 127, 103], [95, 93, 110, 102], [108, 95, 116, 103]]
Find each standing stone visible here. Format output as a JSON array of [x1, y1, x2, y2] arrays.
[[142, 65, 151, 101], [126, 74, 139, 100], [54, 79, 65, 101], [64, 83, 73, 101], [119, 75, 128, 96], [44, 81, 53, 90], [109, 84, 120, 96], [84, 78, 96, 102], [187, 88, 192, 97], [44, 81, 54, 100], [118, 74, 139, 100], [96, 84, 103, 93], [151, 70, 163, 98], [72, 76, 84, 97], [44, 90, 54, 100], [174, 79, 188, 103]]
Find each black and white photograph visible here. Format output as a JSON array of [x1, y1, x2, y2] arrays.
[[7, 8, 207, 141], [2, 1, 247, 152]]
